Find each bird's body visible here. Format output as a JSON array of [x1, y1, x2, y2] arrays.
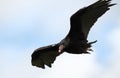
[[59, 37, 96, 54], [31, 0, 116, 69]]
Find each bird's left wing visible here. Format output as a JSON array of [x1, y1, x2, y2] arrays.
[[68, 0, 116, 40], [31, 44, 61, 69]]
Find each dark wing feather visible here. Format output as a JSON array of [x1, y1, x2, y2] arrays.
[[67, 0, 116, 40], [31, 44, 60, 69]]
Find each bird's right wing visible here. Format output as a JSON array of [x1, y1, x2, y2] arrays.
[[31, 44, 61, 69]]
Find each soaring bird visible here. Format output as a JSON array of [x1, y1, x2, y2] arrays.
[[31, 0, 115, 69]]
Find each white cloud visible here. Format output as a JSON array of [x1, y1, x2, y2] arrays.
[[100, 19, 120, 78], [45, 53, 102, 78]]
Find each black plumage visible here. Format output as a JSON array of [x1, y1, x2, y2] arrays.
[[31, 0, 116, 69]]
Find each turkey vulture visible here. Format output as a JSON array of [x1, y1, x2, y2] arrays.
[[31, 0, 115, 69]]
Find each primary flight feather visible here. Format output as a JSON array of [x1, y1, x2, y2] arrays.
[[31, 0, 116, 69]]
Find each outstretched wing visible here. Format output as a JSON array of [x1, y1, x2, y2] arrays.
[[31, 44, 61, 69], [67, 0, 115, 40]]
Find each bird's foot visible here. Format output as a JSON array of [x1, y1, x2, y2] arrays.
[[87, 48, 93, 52], [89, 40, 97, 45]]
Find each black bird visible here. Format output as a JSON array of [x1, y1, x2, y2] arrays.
[[31, 0, 116, 69]]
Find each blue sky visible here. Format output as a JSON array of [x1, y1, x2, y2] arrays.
[[0, 0, 120, 78]]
